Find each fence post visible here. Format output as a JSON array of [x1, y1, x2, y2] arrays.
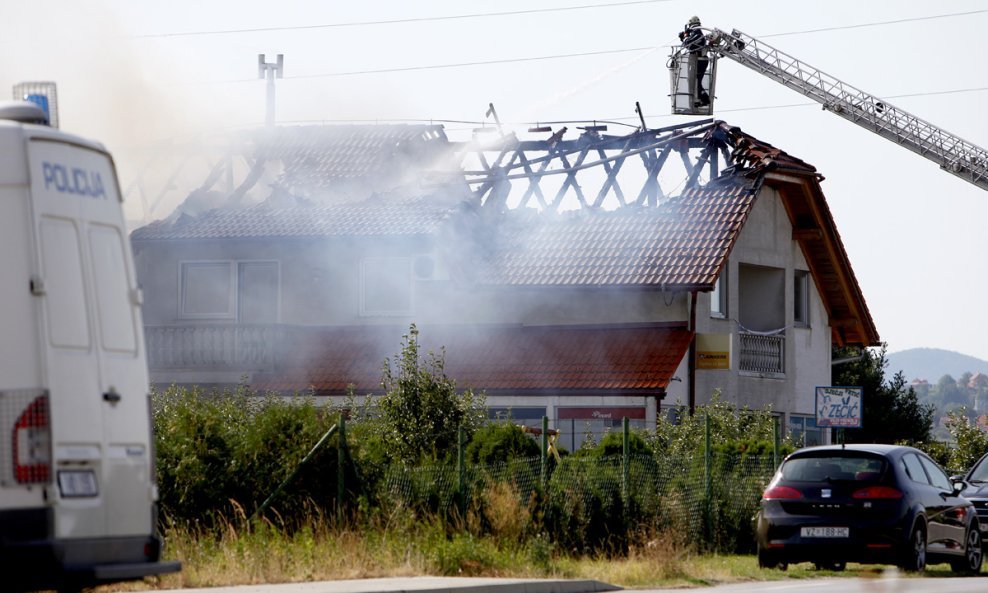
[[541, 416, 549, 490], [337, 414, 346, 523], [704, 412, 712, 538], [458, 425, 467, 520], [704, 413, 712, 501], [622, 416, 630, 526], [773, 415, 780, 469]]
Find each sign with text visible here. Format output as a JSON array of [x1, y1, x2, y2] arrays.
[[696, 333, 731, 370], [815, 386, 863, 428]]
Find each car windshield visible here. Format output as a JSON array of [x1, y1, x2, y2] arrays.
[[969, 456, 988, 483], [781, 454, 886, 482]]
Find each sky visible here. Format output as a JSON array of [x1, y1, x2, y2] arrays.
[[1, 0, 986, 362]]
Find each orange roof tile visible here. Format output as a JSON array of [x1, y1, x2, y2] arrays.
[[254, 324, 692, 395]]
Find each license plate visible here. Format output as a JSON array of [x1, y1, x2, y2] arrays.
[[801, 526, 849, 538], [57, 470, 98, 497]]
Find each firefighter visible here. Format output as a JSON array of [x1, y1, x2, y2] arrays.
[[678, 16, 710, 107]]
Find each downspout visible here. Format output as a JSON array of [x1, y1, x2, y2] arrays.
[[688, 290, 697, 415]]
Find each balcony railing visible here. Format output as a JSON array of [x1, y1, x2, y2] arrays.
[[739, 331, 785, 375], [145, 324, 280, 370]]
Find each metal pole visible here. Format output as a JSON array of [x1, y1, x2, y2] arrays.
[[622, 416, 630, 525], [773, 416, 780, 469], [541, 416, 549, 490], [258, 54, 284, 128], [458, 426, 466, 519], [337, 414, 346, 523], [704, 413, 712, 538], [252, 423, 338, 521]]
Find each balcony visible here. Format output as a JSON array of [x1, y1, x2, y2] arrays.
[[739, 331, 785, 376], [145, 324, 280, 371]]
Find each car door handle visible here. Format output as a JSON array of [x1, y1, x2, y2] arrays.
[[103, 391, 121, 404]]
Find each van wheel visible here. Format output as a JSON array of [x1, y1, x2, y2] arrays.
[[951, 524, 983, 574], [899, 523, 926, 572]]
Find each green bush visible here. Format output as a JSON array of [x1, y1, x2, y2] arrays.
[[152, 385, 343, 525], [466, 423, 540, 465]]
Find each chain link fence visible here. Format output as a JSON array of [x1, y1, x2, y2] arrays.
[[374, 449, 778, 554]]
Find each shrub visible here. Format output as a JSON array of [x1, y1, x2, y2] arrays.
[[466, 423, 540, 465], [379, 325, 486, 464]]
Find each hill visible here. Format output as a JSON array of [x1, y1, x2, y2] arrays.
[[886, 348, 988, 383]]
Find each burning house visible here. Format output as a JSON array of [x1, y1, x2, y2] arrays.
[[130, 119, 878, 449]]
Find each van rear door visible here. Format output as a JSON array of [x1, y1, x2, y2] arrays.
[[28, 137, 152, 539]]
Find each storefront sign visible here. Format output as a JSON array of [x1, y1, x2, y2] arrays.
[[815, 386, 863, 428], [696, 333, 731, 370]]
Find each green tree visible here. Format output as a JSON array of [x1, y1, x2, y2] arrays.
[[833, 345, 934, 444], [378, 324, 486, 464], [944, 408, 988, 471]]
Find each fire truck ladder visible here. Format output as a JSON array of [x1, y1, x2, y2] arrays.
[[694, 27, 988, 192]]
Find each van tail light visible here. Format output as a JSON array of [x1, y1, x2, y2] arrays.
[[13, 395, 51, 484], [763, 486, 803, 500], [852, 486, 903, 500]]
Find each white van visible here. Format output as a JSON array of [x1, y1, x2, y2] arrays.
[[0, 98, 179, 592]]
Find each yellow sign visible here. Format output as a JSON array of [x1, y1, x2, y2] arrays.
[[696, 333, 731, 370]]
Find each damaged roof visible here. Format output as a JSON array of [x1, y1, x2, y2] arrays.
[[479, 174, 760, 288], [131, 195, 458, 240], [132, 120, 879, 347]]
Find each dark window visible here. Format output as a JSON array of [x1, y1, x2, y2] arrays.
[[902, 453, 930, 485], [794, 270, 809, 327], [919, 455, 952, 491]]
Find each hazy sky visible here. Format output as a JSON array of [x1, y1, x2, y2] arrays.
[[2, 1, 986, 362]]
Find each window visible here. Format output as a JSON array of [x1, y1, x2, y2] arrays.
[[181, 262, 234, 318], [788, 415, 821, 447], [40, 217, 90, 349], [919, 455, 952, 491], [902, 453, 929, 485], [794, 270, 809, 327], [89, 224, 137, 353], [360, 257, 412, 316], [710, 266, 727, 318], [181, 261, 279, 321]]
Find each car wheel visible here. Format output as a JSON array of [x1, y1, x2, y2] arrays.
[[951, 524, 983, 575], [900, 523, 926, 572]]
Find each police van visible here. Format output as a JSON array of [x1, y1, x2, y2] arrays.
[[0, 88, 179, 592]]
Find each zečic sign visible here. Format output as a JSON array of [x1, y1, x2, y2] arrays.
[[815, 386, 862, 428]]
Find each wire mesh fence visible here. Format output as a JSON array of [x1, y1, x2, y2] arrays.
[[373, 450, 778, 554]]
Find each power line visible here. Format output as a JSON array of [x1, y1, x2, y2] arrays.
[[760, 9, 988, 38], [178, 8, 986, 85], [209, 47, 656, 83], [132, 0, 674, 39]]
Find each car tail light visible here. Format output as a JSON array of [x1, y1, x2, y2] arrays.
[[852, 486, 903, 499], [763, 485, 803, 500], [12, 395, 51, 484]]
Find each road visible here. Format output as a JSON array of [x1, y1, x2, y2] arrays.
[[150, 574, 986, 593]]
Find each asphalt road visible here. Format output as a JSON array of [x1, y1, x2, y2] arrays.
[[638, 575, 988, 593], [150, 574, 987, 593]]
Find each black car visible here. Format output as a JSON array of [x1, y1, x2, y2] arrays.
[[755, 444, 982, 573], [957, 451, 988, 544]]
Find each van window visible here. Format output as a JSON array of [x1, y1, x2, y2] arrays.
[[89, 224, 137, 353], [40, 217, 90, 349]]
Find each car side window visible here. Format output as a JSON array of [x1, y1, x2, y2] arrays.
[[902, 454, 930, 485], [918, 455, 952, 491]]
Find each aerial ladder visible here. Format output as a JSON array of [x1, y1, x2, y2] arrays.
[[668, 26, 988, 191]]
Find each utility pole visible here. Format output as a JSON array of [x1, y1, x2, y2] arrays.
[[257, 54, 284, 128]]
